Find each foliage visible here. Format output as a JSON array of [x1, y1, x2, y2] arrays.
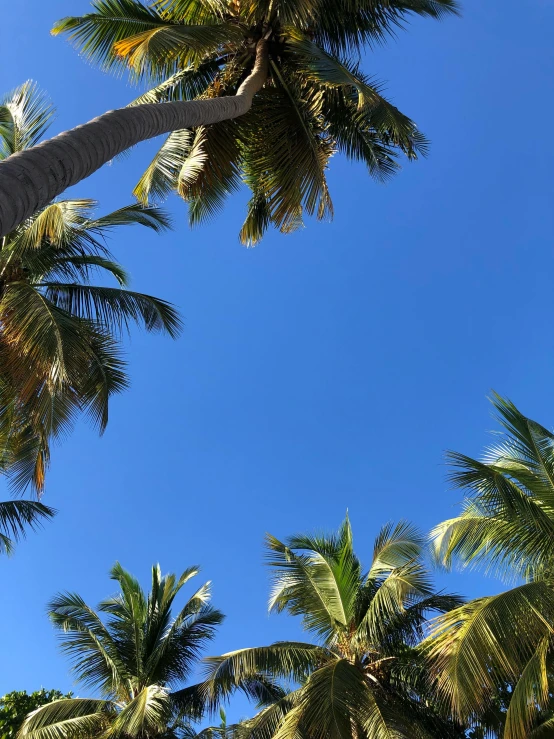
[[52, 0, 458, 244], [0, 691, 72, 739], [18, 564, 228, 739], [425, 394, 554, 739], [203, 516, 468, 738], [0, 81, 181, 495], [0, 501, 55, 555]]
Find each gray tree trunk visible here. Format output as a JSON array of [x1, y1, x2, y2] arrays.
[[0, 42, 268, 238]]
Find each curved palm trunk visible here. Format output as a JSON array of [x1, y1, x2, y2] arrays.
[[0, 42, 268, 238]]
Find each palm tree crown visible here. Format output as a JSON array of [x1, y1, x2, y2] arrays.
[[204, 516, 465, 738], [19, 564, 225, 739], [50, 0, 458, 244], [0, 82, 181, 495], [425, 394, 554, 739]]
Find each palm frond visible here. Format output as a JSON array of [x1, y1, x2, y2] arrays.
[[177, 122, 241, 225], [369, 520, 424, 575], [43, 284, 182, 338], [48, 590, 131, 697], [310, 0, 459, 56], [109, 685, 171, 737], [0, 81, 55, 159], [127, 61, 221, 105], [424, 582, 554, 720], [134, 130, 193, 204], [203, 643, 330, 705], [0, 500, 55, 554], [51, 0, 167, 77], [503, 637, 551, 739], [113, 23, 241, 78], [18, 698, 116, 739]]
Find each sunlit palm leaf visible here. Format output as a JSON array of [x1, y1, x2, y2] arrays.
[[0, 81, 55, 159], [19, 698, 116, 739]]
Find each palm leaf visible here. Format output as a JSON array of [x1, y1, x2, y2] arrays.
[[0, 81, 55, 159], [18, 698, 116, 739], [51, 0, 167, 77], [0, 500, 55, 554], [42, 284, 182, 338]]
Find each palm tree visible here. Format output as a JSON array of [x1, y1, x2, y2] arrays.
[[18, 564, 225, 739], [424, 394, 554, 739], [0, 82, 181, 495], [204, 516, 467, 738], [0, 500, 55, 555], [0, 0, 457, 241]]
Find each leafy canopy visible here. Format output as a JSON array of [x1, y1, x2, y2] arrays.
[[0, 82, 181, 495], [425, 394, 554, 739], [53, 0, 458, 244], [18, 564, 225, 739], [0, 691, 72, 739], [203, 516, 467, 738]]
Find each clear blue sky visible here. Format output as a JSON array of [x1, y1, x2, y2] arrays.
[[1, 0, 553, 722]]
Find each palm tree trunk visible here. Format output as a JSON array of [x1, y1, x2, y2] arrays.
[[0, 41, 268, 238]]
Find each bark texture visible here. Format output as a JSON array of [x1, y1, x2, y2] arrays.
[[0, 42, 268, 237]]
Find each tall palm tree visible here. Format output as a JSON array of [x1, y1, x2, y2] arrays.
[[0, 82, 181, 495], [204, 517, 467, 738], [0, 0, 457, 241], [424, 394, 554, 739], [18, 564, 224, 739]]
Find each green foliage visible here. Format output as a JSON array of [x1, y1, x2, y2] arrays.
[[53, 0, 457, 243], [0, 82, 181, 495], [0, 690, 72, 739], [0, 501, 55, 555], [204, 516, 468, 738], [18, 564, 224, 739], [425, 394, 554, 739]]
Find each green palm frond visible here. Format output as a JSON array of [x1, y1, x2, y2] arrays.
[[204, 642, 329, 692], [224, 689, 302, 739], [156, 0, 229, 24], [0, 500, 55, 555], [295, 659, 390, 739], [1, 282, 88, 388], [425, 582, 554, 722], [42, 284, 182, 338], [0, 81, 55, 159], [134, 130, 194, 204], [177, 122, 242, 225], [113, 23, 241, 78], [52, 0, 167, 76], [48, 255, 129, 286], [240, 70, 333, 243], [9, 199, 98, 254], [77, 329, 129, 433], [18, 698, 116, 739], [86, 203, 173, 232], [127, 61, 221, 105], [238, 190, 270, 247], [310, 0, 459, 56], [109, 685, 171, 737], [369, 520, 424, 575], [503, 637, 551, 739], [48, 590, 131, 696], [266, 534, 354, 640]]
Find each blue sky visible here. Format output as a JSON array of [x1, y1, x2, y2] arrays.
[[1, 0, 554, 722]]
